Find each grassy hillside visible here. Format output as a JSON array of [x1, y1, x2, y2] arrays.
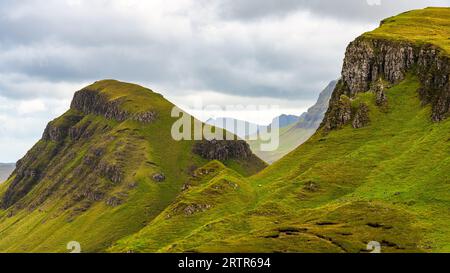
[[111, 74, 450, 253], [0, 80, 265, 252]]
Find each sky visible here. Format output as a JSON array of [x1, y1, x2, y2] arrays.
[[0, 0, 449, 162]]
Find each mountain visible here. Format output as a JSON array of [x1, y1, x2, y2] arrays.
[[206, 114, 300, 140], [249, 81, 336, 163], [296, 80, 337, 129], [274, 114, 300, 128], [0, 164, 15, 183], [108, 8, 450, 253], [0, 80, 266, 252], [205, 117, 263, 139]]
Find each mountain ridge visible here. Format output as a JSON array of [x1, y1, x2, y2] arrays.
[[0, 80, 266, 252]]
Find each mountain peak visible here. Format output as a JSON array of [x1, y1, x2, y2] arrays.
[[70, 80, 165, 123]]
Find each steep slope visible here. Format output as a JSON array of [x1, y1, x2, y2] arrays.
[[0, 80, 266, 252], [0, 164, 15, 183], [249, 81, 335, 163], [111, 8, 450, 253]]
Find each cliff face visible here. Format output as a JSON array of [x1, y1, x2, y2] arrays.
[[193, 139, 253, 161], [322, 37, 450, 130], [71, 89, 158, 123]]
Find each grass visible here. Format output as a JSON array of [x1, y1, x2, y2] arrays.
[[363, 7, 450, 55]]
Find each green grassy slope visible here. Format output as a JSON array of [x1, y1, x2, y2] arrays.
[[111, 74, 450, 253], [0, 80, 266, 252], [364, 7, 450, 54]]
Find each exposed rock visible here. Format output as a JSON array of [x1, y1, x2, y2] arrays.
[[303, 181, 320, 192], [192, 139, 253, 161], [322, 93, 352, 130], [127, 182, 138, 189], [323, 37, 450, 130], [352, 103, 370, 129], [70, 89, 157, 123], [105, 193, 127, 207], [152, 173, 165, 182], [42, 115, 83, 142], [98, 162, 123, 184], [175, 203, 212, 216], [373, 79, 388, 106], [181, 183, 191, 191], [68, 121, 93, 140]]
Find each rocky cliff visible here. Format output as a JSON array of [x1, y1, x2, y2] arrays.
[[71, 88, 158, 123], [323, 27, 450, 130], [193, 139, 253, 161]]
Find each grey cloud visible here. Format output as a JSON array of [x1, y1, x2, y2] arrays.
[[216, 0, 450, 22]]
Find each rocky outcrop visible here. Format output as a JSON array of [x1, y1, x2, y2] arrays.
[[152, 173, 165, 182], [323, 92, 352, 130], [352, 103, 370, 129], [192, 139, 253, 161], [322, 37, 450, 130], [42, 115, 83, 142], [70, 89, 158, 123], [373, 79, 388, 106], [98, 162, 123, 184]]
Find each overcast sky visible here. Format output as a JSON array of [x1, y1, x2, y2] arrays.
[[0, 0, 449, 162]]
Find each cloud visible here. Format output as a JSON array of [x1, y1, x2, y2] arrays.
[[216, 0, 450, 22], [18, 99, 46, 115]]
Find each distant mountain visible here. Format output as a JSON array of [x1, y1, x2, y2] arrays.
[[0, 163, 15, 183], [296, 80, 337, 129], [205, 117, 263, 139], [272, 114, 300, 128], [250, 80, 336, 163], [206, 114, 300, 139]]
